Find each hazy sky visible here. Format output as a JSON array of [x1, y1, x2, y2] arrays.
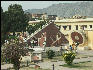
[[1, 1, 84, 11]]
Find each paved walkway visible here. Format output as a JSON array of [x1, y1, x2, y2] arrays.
[[1, 64, 13, 70], [77, 50, 93, 56], [1, 50, 93, 70], [34, 50, 93, 70], [37, 57, 93, 70]]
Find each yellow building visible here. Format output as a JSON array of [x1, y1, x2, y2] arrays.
[[28, 20, 44, 26], [55, 18, 93, 50]]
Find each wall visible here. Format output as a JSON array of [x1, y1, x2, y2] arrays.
[[55, 21, 93, 50], [32, 53, 42, 61], [21, 52, 32, 62], [55, 22, 93, 35], [88, 31, 93, 49]]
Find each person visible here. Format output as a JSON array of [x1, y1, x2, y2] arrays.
[[60, 46, 63, 55], [76, 42, 79, 46], [69, 45, 72, 51], [75, 42, 79, 53], [72, 42, 76, 50]]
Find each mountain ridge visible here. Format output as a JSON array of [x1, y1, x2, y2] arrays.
[[25, 1, 93, 17]]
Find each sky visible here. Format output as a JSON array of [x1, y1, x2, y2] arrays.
[[1, 1, 84, 11]]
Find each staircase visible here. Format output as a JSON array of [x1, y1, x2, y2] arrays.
[[27, 21, 52, 40]]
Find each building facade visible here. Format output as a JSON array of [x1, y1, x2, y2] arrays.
[[55, 18, 93, 50]]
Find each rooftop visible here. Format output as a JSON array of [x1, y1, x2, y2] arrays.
[[55, 18, 93, 23], [28, 20, 44, 24]]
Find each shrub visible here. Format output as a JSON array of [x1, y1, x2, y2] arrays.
[[63, 51, 76, 65], [2, 38, 28, 70], [46, 49, 55, 59]]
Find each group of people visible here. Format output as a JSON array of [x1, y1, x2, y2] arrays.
[[69, 42, 79, 53]]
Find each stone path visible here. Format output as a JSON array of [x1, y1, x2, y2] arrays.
[[37, 57, 93, 70], [1, 64, 13, 70], [77, 50, 93, 56], [1, 50, 93, 70], [36, 50, 93, 70]]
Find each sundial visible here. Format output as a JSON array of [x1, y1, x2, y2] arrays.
[[71, 32, 83, 44]]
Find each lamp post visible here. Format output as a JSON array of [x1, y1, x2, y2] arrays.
[[27, 60, 29, 66], [52, 64, 54, 70], [60, 46, 63, 55]]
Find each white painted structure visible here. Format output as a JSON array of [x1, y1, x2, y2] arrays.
[[55, 18, 93, 50], [20, 52, 32, 62]]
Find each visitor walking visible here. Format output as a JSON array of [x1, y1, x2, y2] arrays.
[[69, 45, 72, 51], [75, 42, 79, 53], [72, 42, 75, 50]]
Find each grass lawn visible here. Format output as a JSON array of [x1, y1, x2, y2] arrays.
[[59, 61, 93, 70]]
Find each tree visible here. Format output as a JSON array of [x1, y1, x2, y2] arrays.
[[26, 25, 36, 34], [1, 4, 29, 45], [27, 20, 47, 34], [39, 20, 46, 29], [46, 49, 55, 59], [1, 7, 10, 45], [2, 37, 28, 70], [7, 4, 29, 35], [1, 7, 4, 45]]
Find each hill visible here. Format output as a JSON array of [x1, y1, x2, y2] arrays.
[[25, 1, 93, 17]]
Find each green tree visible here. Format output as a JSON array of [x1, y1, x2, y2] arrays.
[[1, 7, 4, 45], [1, 4, 29, 45], [46, 49, 55, 59], [1, 7, 10, 45], [39, 20, 46, 29], [27, 20, 47, 34], [7, 4, 29, 35], [2, 37, 28, 70], [26, 25, 36, 34]]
